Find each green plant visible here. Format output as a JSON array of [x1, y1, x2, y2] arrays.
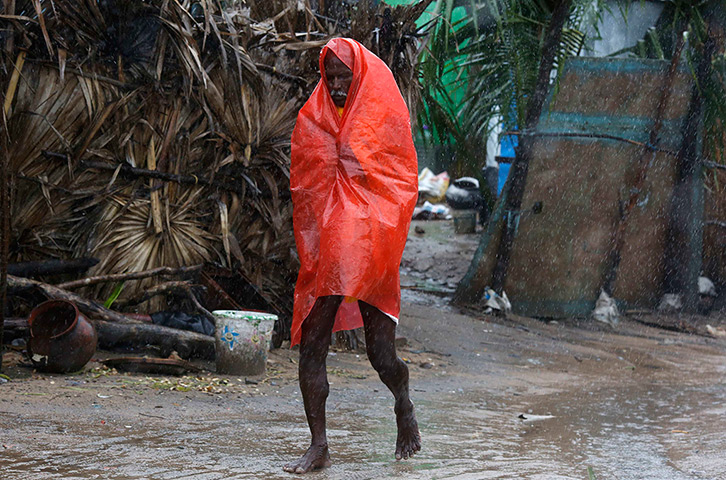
[[417, 0, 606, 178]]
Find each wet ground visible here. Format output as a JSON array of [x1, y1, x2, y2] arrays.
[[2, 220, 726, 479]]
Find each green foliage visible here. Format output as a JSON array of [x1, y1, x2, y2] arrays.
[[104, 282, 125, 309], [418, 0, 726, 177], [417, 0, 605, 177], [613, 0, 726, 166]]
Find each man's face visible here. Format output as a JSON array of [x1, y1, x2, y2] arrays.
[[324, 52, 353, 108]]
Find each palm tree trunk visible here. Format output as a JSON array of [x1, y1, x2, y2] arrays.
[[490, 0, 573, 293], [1, 142, 8, 371], [663, 22, 716, 311]]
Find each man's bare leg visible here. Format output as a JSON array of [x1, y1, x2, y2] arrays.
[[360, 301, 421, 460], [284, 295, 342, 474]]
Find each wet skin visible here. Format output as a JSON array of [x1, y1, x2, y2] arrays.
[[283, 296, 421, 474], [323, 52, 353, 109]]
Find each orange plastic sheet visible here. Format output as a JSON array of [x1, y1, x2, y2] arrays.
[[289, 38, 418, 346]]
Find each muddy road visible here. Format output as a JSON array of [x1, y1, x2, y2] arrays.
[[2, 220, 726, 479]]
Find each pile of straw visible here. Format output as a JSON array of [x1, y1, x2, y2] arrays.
[[1, 0, 429, 336]]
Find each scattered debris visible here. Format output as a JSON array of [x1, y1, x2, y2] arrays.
[[144, 376, 231, 394], [402, 281, 456, 295], [588, 466, 597, 480], [418, 168, 449, 203], [414, 225, 426, 235], [699, 276, 718, 297], [100, 356, 202, 376], [658, 293, 683, 312], [413, 201, 451, 220], [445, 177, 483, 210], [518, 413, 555, 422], [705, 325, 726, 338], [699, 276, 719, 314], [592, 290, 619, 327], [328, 368, 367, 379], [484, 288, 512, 315]]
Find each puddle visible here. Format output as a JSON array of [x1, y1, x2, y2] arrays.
[[3, 380, 725, 479]]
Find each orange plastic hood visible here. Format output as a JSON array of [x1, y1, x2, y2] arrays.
[[289, 38, 418, 346]]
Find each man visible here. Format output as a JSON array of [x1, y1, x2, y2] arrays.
[[284, 38, 420, 474]]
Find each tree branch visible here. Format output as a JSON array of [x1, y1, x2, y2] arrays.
[[57, 265, 203, 290], [7, 275, 139, 324], [113, 280, 191, 308]]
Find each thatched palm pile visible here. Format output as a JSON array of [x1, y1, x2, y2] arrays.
[[1, 0, 430, 337]]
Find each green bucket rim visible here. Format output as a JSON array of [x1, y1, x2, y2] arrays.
[[212, 310, 278, 322]]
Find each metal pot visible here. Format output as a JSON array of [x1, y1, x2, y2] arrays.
[[27, 300, 97, 373]]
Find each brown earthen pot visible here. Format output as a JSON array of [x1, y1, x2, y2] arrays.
[[27, 300, 97, 373]]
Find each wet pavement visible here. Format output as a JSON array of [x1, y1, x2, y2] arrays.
[[2, 304, 726, 480], [2, 221, 726, 479]]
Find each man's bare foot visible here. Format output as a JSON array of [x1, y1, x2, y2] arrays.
[[283, 443, 332, 474], [395, 400, 421, 460]]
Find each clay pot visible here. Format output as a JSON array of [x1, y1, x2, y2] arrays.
[[27, 300, 98, 373]]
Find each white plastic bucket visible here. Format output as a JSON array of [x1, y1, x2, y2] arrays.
[[213, 310, 277, 375]]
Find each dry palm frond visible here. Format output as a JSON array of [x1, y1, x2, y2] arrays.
[[80, 190, 215, 311], [7, 64, 113, 262], [1, 0, 432, 334]]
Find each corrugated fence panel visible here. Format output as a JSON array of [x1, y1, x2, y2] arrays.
[[506, 57, 694, 317]]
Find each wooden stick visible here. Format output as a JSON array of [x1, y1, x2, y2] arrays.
[[3, 0, 15, 54], [147, 137, 164, 234], [27, 59, 137, 89], [4, 317, 215, 360], [7, 275, 139, 324], [0, 39, 14, 365], [8, 258, 99, 278], [94, 320, 215, 360], [82, 158, 235, 190], [57, 265, 203, 290], [704, 161, 726, 171], [255, 63, 308, 86], [111, 279, 215, 325], [112, 280, 191, 308], [0, 13, 35, 22], [41, 151, 258, 196], [3, 49, 25, 115], [0, 100, 8, 370], [201, 272, 242, 310], [40, 151, 285, 199], [181, 283, 216, 325]]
